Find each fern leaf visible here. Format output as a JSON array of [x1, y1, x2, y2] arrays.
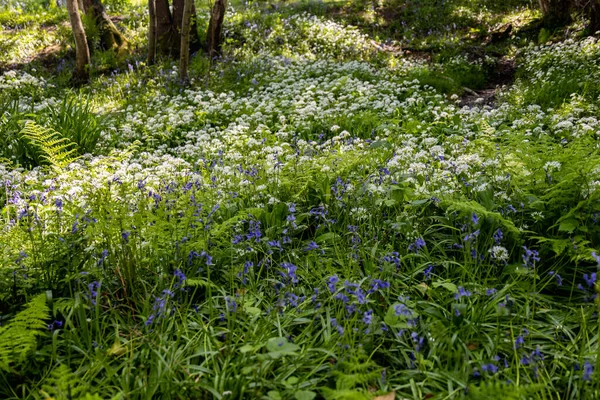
[[19, 120, 80, 169], [0, 293, 50, 372], [41, 364, 100, 400]]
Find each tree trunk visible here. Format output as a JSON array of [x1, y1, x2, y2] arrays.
[[588, 0, 600, 34], [148, 0, 157, 64], [173, 0, 201, 54], [155, 0, 199, 57], [207, 0, 227, 60], [179, 0, 193, 82], [83, 0, 130, 57], [539, 0, 571, 26], [66, 0, 90, 83], [155, 0, 178, 56]]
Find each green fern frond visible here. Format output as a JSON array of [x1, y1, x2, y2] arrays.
[[0, 157, 14, 168], [467, 382, 547, 399], [0, 293, 50, 372], [40, 364, 102, 400], [19, 120, 80, 169]]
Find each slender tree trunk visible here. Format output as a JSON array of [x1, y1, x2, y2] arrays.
[[589, 0, 600, 34], [148, 0, 157, 64], [207, 0, 227, 61], [173, 0, 201, 54], [179, 0, 193, 82], [66, 0, 90, 83], [82, 0, 130, 57], [539, 0, 571, 26]]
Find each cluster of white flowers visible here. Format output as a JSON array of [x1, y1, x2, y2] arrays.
[[227, 11, 376, 60], [0, 70, 49, 90]]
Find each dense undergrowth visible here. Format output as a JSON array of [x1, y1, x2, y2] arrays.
[[1, 0, 600, 399]]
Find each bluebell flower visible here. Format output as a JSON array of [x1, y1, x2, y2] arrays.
[[515, 335, 525, 349], [471, 213, 479, 225], [362, 309, 373, 325], [309, 206, 328, 219], [493, 228, 503, 244], [304, 241, 321, 252], [334, 292, 349, 303], [97, 249, 109, 266], [382, 252, 401, 268], [285, 292, 303, 308], [394, 304, 413, 317], [522, 246, 540, 268], [583, 360, 594, 381], [48, 320, 63, 331], [584, 273, 597, 288], [485, 288, 497, 296], [331, 318, 344, 335], [481, 364, 498, 374], [88, 281, 100, 305], [368, 278, 390, 294], [548, 271, 563, 286], [531, 346, 544, 361], [121, 231, 131, 243], [344, 281, 367, 304], [200, 251, 214, 266], [454, 286, 472, 300], [464, 230, 480, 242], [145, 314, 155, 326], [408, 237, 426, 253], [267, 240, 283, 252], [174, 269, 186, 285], [232, 234, 243, 244], [423, 265, 434, 280], [280, 262, 298, 284], [288, 203, 296, 213], [71, 217, 79, 234], [246, 219, 262, 242], [225, 296, 237, 312], [411, 332, 424, 352], [327, 275, 339, 293]]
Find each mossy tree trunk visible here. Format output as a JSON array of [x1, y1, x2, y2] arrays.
[[82, 0, 130, 58], [207, 0, 227, 60], [66, 0, 90, 83], [538, 0, 572, 26]]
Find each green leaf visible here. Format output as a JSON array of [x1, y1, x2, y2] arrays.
[[314, 232, 340, 244], [294, 390, 317, 400], [239, 344, 262, 354], [432, 281, 457, 293], [244, 306, 261, 316], [558, 218, 578, 233], [369, 140, 392, 149], [266, 337, 300, 357], [268, 391, 283, 400]]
